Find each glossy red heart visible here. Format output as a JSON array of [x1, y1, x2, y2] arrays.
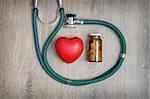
[[55, 37, 83, 63]]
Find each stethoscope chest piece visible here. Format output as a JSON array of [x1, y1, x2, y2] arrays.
[[65, 14, 84, 28]]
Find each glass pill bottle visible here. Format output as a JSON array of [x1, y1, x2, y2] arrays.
[[88, 33, 102, 62]]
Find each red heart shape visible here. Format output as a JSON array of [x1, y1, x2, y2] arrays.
[[55, 37, 83, 63]]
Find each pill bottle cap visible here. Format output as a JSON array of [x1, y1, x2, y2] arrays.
[[89, 33, 101, 37]]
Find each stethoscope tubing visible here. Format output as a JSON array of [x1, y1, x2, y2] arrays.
[[32, 6, 126, 86]]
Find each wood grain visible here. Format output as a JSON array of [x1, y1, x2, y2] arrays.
[[0, 0, 149, 99]]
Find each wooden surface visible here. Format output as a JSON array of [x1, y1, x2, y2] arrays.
[[0, 0, 150, 99]]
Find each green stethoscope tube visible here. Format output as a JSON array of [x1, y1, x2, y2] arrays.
[[32, 8, 126, 86]]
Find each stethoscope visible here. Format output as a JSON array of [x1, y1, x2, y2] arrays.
[[32, 0, 126, 86]]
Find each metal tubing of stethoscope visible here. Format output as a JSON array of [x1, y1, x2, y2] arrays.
[[33, 0, 63, 8], [33, 0, 38, 8], [58, 0, 63, 8], [33, 0, 63, 24]]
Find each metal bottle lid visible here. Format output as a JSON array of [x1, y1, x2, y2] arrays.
[[89, 33, 101, 37]]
